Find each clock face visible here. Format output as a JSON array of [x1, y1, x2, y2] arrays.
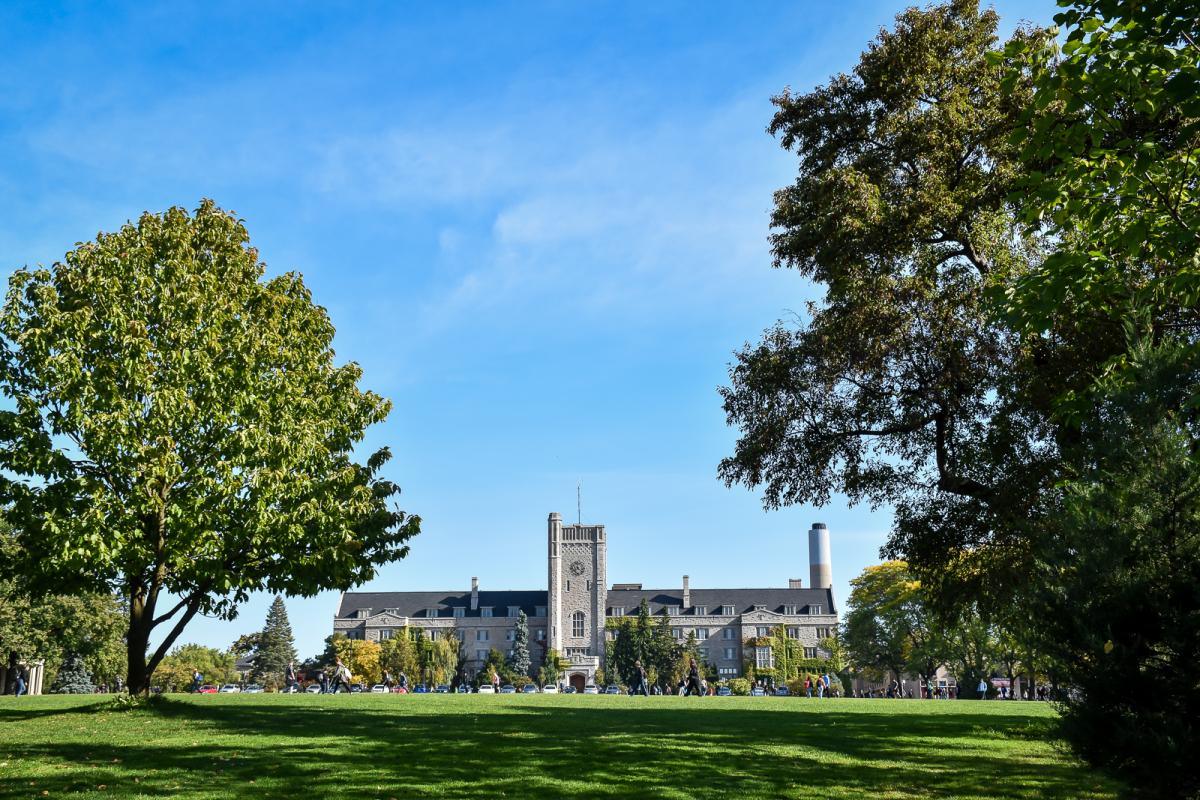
[[569, 560, 586, 577]]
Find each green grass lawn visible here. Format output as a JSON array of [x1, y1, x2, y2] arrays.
[[0, 694, 1117, 799]]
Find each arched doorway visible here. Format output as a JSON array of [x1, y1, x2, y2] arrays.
[[569, 673, 586, 692]]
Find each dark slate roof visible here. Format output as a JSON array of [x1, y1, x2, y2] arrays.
[[337, 590, 548, 619], [604, 587, 836, 616], [339, 586, 836, 619]]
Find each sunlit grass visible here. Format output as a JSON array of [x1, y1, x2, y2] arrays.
[[0, 694, 1118, 799]]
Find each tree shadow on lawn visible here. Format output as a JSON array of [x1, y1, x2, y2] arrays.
[[0, 699, 1117, 800]]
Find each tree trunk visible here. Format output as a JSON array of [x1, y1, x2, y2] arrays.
[[126, 591, 151, 695]]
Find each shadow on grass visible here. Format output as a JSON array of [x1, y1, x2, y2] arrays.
[[0, 698, 1115, 800]]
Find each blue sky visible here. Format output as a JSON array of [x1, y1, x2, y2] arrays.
[[1, 0, 1053, 659]]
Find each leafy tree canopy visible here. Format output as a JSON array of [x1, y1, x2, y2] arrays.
[[0, 200, 419, 693]]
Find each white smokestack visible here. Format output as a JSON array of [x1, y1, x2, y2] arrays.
[[808, 523, 832, 590]]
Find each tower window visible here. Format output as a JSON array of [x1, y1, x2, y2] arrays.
[[571, 611, 585, 638]]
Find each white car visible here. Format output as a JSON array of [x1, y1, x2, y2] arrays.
[[305, 684, 322, 693], [218, 684, 241, 693], [370, 684, 389, 693], [477, 684, 496, 694], [583, 684, 600, 694], [541, 685, 559, 694]]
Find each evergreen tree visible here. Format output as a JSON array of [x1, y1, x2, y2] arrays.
[[508, 610, 531, 678], [253, 596, 298, 683], [50, 651, 94, 694], [649, 613, 679, 690]]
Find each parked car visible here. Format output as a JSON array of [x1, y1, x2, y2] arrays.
[[521, 684, 538, 693], [583, 684, 600, 694], [717, 686, 733, 696], [196, 685, 218, 694], [391, 686, 408, 694], [434, 685, 451, 694], [775, 686, 790, 696], [455, 685, 472, 693], [349, 683, 366, 693], [500, 684, 517, 694], [604, 685, 621, 695], [412, 684, 430, 694], [542, 685, 559, 694], [305, 684, 322, 693], [218, 684, 241, 694], [750, 687, 766, 697], [242, 684, 263, 694], [370, 684, 389, 693], [477, 684, 496, 694], [562, 686, 576, 694]]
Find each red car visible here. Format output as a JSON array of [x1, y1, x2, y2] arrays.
[[195, 684, 218, 694]]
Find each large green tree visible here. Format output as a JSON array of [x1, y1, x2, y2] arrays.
[[843, 561, 949, 685], [0, 200, 420, 694], [718, 0, 1061, 608]]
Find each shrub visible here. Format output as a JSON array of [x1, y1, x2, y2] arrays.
[[727, 678, 751, 696]]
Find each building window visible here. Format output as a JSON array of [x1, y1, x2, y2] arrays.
[[566, 647, 589, 657], [784, 605, 797, 615], [723, 647, 736, 660], [611, 607, 625, 617], [429, 630, 439, 641], [481, 607, 493, 617], [757, 626, 770, 637], [506, 630, 515, 641], [755, 646, 773, 670], [809, 605, 823, 615], [722, 628, 735, 640], [476, 649, 487, 660], [694, 606, 707, 616], [426, 608, 438, 618], [667, 606, 680, 616], [536, 629, 546, 641], [786, 627, 800, 639], [379, 629, 393, 641], [508, 606, 520, 618], [346, 630, 362, 640], [671, 627, 682, 639], [453, 607, 465, 618], [571, 611, 585, 638], [753, 605, 766, 611], [721, 605, 734, 615], [477, 630, 489, 642], [535, 606, 547, 617], [696, 628, 709, 640], [816, 627, 833, 639], [718, 667, 738, 677], [804, 647, 818, 659]]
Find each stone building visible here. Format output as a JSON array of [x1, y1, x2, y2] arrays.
[[333, 514, 838, 691]]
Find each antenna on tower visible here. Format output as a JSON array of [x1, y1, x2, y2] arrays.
[[577, 480, 582, 525]]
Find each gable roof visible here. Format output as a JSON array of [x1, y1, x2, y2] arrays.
[[337, 590, 548, 619], [604, 587, 836, 615]]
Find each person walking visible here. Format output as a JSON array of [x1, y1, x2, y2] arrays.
[[491, 669, 500, 693], [977, 677, 988, 700], [329, 658, 351, 693], [631, 660, 649, 696], [285, 662, 298, 693], [15, 668, 27, 697], [190, 670, 203, 693], [684, 659, 703, 697], [399, 671, 409, 691], [318, 670, 329, 694]]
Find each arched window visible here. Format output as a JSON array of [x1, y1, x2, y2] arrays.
[[571, 611, 585, 638]]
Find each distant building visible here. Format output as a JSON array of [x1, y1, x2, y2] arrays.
[[333, 515, 837, 691]]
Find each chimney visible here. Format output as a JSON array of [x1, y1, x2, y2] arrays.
[[808, 523, 832, 590], [470, 576, 479, 611], [788, 578, 803, 589], [682, 575, 691, 609]]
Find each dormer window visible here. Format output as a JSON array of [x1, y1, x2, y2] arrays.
[[809, 604, 823, 615], [481, 607, 493, 617], [453, 607, 465, 618], [721, 605, 734, 615], [426, 608, 438, 618], [667, 606, 680, 616], [784, 605, 797, 615], [535, 606, 547, 617], [611, 607, 626, 617], [507, 606, 520, 617], [694, 605, 707, 616], [356, 608, 371, 619]]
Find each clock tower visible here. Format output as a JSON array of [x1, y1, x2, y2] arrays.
[[547, 512, 607, 684]]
